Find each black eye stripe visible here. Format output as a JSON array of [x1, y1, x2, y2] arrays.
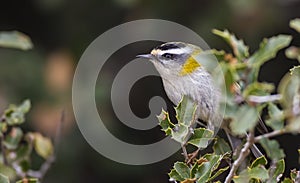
[[156, 43, 182, 51], [162, 53, 175, 59]]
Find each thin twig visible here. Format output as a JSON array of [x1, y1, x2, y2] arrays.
[[224, 131, 255, 183], [27, 110, 65, 180], [254, 128, 288, 143], [248, 94, 282, 103], [181, 144, 189, 162]]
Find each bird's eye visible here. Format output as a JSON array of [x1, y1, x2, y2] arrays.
[[162, 53, 174, 59]]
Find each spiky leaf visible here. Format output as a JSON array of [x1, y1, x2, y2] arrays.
[[188, 128, 214, 149]]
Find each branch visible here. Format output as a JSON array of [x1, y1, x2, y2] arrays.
[[224, 131, 255, 183], [27, 110, 65, 179], [254, 128, 288, 143], [248, 94, 282, 103]]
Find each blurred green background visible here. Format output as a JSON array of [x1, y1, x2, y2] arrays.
[[1, 0, 300, 182]]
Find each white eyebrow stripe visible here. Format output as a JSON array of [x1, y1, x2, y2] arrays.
[[159, 48, 189, 55]]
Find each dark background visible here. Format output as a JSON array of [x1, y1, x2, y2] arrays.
[[1, 0, 300, 182]]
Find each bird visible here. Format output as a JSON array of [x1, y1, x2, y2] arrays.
[[137, 42, 220, 131], [137, 41, 263, 157]]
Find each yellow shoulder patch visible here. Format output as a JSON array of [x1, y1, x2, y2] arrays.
[[179, 56, 201, 76]]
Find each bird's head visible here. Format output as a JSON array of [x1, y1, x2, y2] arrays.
[[137, 42, 203, 77]]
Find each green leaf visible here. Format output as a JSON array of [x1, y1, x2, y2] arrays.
[[171, 124, 189, 144], [290, 169, 299, 180], [233, 166, 269, 183], [157, 110, 174, 135], [266, 103, 285, 130], [281, 178, 293, 183], [230, 105, 259, 135], [3, 100, 31, 126], [15, 143, 33, 162], [0, 123, 7, 134], [33, 133, 54, 159], [188, 128, 214, 149], [176, 96, 198, 126], [168, 169, 184, 181], [250, 156, 267, 168], [16, 178, 39, 183], [0, 31, 33, 50], [290, 18, 300, 33], [290, 65, 300, 75], [212, 29, 249, 61], [259, 138, 285, 161], [269, 159, 285, 183], [195, 154, 223, 182], [288, 121, 300, 133], [213, 137, 232, 155], [248, 35, 292, 67], [208, 166, 229, 182], [173, 162, 190, 179], [3, 127, 23, 150], [0, 174, 9, 183], [0, 163, 16, 181], [278, 66, 300, 110]]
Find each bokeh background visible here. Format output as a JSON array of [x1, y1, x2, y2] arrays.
[[1, 0, 300, 182]]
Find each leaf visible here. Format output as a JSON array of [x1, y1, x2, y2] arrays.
[[250, 156, 267, 168], [278, 66, 300, 109], [266, 103, 285, 130], [195, 154, 223, 182], [281, 178, 293, 183], [248, 35, 292, 67], [290, 169, 299, 180], [290, 18, 300, 33], [33, 133, 54, 159], [268, 159, 285, 183], [168, 169, 184, 182], [0, 31, 33, 50], [0, 174, 9, 183], [188, 128, 214, 149], [207, 166, 229, 182], [173, 162, 190, 179], [212, 29, 249, 61], [171, 124, 189, 144], [230, 105, 259, 135], [290, 65, 300, 75], [290, 116, 300, 133], [3, 127, 23, 150], [259, 138, 285, 161], [157, 110, 174, 135], [233, 166, 269, 183], [0, 163, 16, 181], [16, 178, 39, 183], [213, 137, 232, 155], [176, 96, 198, 126], [3, 100, 31, 126], [15, 143, 33, 162]]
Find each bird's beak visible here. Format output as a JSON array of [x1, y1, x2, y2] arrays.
[[136, 54, 154, 59]]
